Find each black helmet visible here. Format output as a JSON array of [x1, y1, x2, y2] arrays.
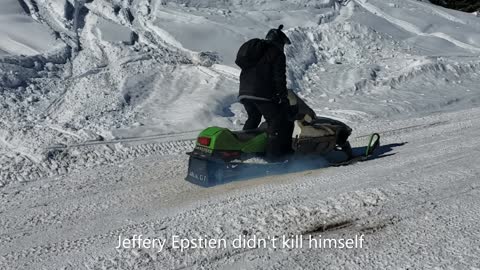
[[265, 25, 291, 47]]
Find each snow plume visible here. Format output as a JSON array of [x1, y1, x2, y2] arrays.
[[233, 156, 330, 183]]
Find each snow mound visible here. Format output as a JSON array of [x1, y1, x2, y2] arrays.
[[0, 0, 64, 56]]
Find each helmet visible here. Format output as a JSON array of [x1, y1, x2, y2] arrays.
[[265, 25, 291, 47]]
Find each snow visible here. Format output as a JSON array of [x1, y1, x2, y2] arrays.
[[0, 0, 64, 56], [2, 108, 480, 269], [1, 0, 480, 268], [95, 17, 135, 44]]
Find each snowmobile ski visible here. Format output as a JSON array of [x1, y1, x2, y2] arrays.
[[330, 133, 380, 166]]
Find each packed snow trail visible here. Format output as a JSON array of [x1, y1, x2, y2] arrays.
[[1, 0, 480, 268], [1, 107, 480, 269]]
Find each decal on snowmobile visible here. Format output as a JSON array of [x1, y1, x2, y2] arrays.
[[188, 171, 208, 183], [195, 145, 213, 154]]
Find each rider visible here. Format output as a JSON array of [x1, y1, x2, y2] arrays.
[[235, 25, 293, 159]]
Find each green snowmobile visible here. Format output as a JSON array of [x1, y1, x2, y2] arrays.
[[186, 91, 380, 187]]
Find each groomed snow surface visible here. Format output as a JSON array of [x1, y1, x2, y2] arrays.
[[1, 0, 480, 269]]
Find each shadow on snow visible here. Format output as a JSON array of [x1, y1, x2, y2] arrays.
[[196, 142, 407, 187]]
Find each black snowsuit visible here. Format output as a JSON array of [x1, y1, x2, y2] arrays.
[[235, 39, 293, 158]]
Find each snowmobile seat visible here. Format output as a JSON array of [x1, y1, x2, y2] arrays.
[[231, 131, 263, 142], [310, 117, 352, 145], [231, 129, 266, 142], [231, 122, 268, 142], [311, 117, 348, 128]]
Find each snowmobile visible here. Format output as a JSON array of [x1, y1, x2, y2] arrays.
[[185, 90, 380, 187]]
